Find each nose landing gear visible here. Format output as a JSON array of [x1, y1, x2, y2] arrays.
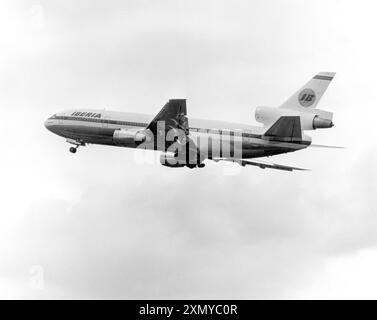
[[69, 146, 78, 154], [67, 139, 85, 154]]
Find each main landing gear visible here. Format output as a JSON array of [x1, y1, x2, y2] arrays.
[[186, 163, 206, 169]]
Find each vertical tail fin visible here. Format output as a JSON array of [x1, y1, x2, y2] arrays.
[[280, 72, 336, 110]]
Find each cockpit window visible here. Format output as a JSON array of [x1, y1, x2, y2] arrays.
[[49, 114, 57, 119]]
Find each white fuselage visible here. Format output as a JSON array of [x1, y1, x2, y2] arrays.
[[45, 109, 311, 159]]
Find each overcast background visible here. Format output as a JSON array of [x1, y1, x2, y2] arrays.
[[0, 0, 376, 299]]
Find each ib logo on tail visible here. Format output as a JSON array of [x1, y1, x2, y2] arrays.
[[298, 88, 316, 107]]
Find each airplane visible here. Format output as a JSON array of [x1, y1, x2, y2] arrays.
[[44, 72, 339, 171]]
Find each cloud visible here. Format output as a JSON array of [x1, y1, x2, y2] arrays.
[[1, 0, 377, 299], [1, 149, 375, 299]]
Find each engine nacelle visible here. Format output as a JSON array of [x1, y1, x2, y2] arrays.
[[255, 106, 333, 130], [159, 152, 185, 168], [159, 152, 205, 168], [312, 116, 334, 129], [113, 128, 148, 146]]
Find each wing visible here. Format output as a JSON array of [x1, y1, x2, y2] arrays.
[[309, 144, 346, 149], [146, 99, 190, 151], [214, 158, 308, 172], [147, 99, 189, 134]]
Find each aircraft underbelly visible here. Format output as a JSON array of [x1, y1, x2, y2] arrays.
[[57, 122, 300, 158], [193, 134, 292, 159], [59, 123, 121, 146]]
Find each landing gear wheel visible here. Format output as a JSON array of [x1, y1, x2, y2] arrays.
[[69, 147, 77, 154]]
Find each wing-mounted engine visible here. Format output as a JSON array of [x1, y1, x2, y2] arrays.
[[160, 152, 185, 168], [255, 106, 333, 130], [160, 150, 205, 168], [113, 128, 151, 146]]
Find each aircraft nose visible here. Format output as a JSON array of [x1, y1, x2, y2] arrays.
[[44, 118, 54, 132]]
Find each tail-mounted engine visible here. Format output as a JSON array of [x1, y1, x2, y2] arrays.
[[255, 106, 334, 130]]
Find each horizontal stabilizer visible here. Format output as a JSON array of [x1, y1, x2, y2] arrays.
[[263, 116, 302, 142]]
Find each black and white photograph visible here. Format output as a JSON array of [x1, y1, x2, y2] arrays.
[[1, 0, 376, 305]]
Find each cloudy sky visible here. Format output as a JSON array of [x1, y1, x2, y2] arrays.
[[0, 0, 376, 299]]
